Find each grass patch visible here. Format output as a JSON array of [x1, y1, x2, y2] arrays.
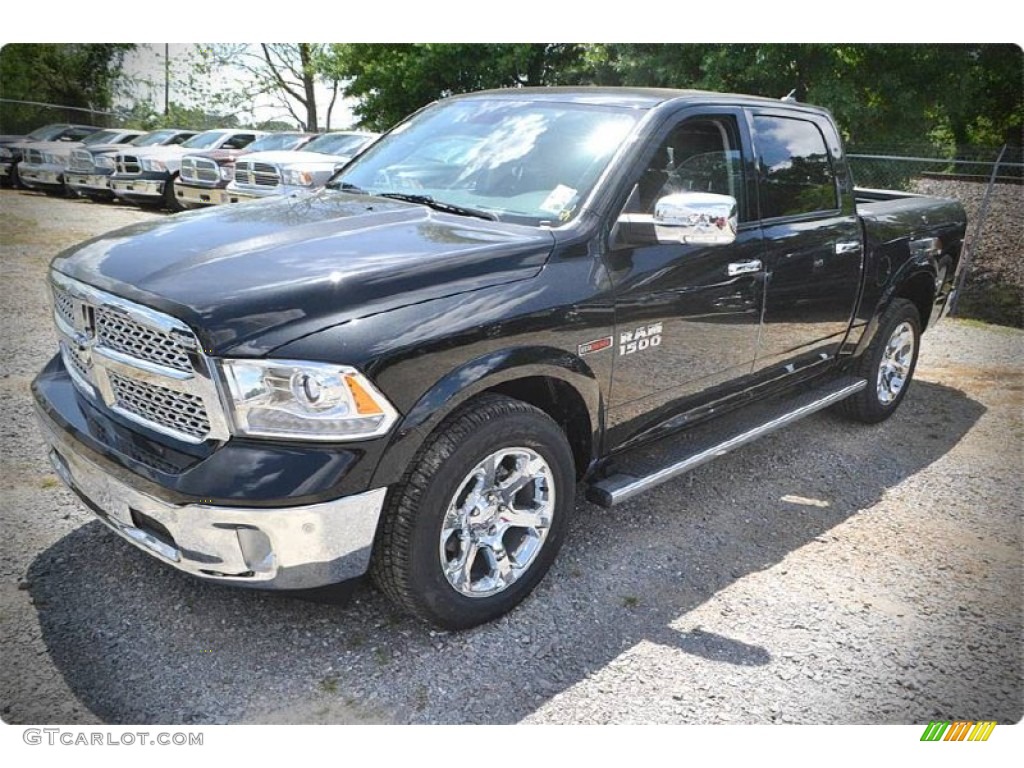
[[40, 476, 60, 489], [622, 595, 640, 609], [319, 676, 339, 694], [954, 282, 1022, 329]]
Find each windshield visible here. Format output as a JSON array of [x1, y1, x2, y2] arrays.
[[181, 131, 228, 150], [247, 133, 309, 152], [132, 130, 178, 147], [26, 124, 65, 141], [303, 132, 373, 156], [329, 99, 639, 225], [82, 130, 122, 146]]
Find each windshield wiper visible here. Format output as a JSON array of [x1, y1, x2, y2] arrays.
[[377, 192, 497, 221]]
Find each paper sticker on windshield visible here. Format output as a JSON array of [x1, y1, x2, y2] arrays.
[[539, 185, 578, 216]]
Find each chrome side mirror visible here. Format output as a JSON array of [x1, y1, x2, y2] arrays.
[[654, 192, 737, 245]]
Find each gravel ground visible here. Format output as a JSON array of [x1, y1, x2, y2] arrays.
[[1, 189, 1021, 725], [913, 178, 1023, 328]]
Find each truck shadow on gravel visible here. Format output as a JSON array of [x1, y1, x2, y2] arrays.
[[24, 379, 1001, 724]]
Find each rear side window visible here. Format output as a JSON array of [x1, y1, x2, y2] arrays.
[[753, 116, 836, 219]]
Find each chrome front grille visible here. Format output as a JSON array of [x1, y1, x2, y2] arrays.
[[108, 372, 210, 441], [180, 156, 219, 185], [94, 306, 191, 372], [60, 340, 93, 391], [116, 154, 142, 175], [70, 149, 95, 173], [234, 160, 280, 188], [50, 274, 229, 444], [52, 284, 76, 327], [25, 148, 44, 164]]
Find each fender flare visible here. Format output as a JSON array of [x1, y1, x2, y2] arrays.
[[370, 346, 603, 489], [853, 255, 938, 358]]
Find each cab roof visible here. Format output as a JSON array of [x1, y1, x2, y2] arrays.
[[451, 86, 827, 114]]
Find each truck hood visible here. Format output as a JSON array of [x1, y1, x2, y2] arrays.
[[185, 148, 247, 163], [122, 145, 192, 160], [51, 191, 555, 356], [241, 149, 350, 167], [82, 143, 134, 155]]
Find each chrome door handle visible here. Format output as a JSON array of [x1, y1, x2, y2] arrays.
[[727, 259, 763, 276], [835, 241, 862, 255]]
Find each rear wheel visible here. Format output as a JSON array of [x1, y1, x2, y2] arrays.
[[837, 298, 921, 423], [371, 394, 575, 629]]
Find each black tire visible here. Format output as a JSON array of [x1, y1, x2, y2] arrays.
[[10, 162, 24, 189], [163, 173, 185, 212], [836, 298, 921, 423], [371, 394, 575, 630]]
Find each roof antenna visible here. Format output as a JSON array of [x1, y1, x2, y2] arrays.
[[781, 89, 798, 103]]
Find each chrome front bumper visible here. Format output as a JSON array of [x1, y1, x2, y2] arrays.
[[67, 173, 111, 192], [175, 183, 227, 206], [110, 178, 164, 199], [226, 185, 283, 202], [37, 406, 387, 590], [19, 165, 63, 186]]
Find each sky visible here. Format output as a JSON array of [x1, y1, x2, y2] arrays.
[[120, 44, 357, 130]]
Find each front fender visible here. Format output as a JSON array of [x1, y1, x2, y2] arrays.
[[369, 346, 602, 489]]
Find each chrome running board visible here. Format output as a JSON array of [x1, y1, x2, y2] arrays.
[[586, 376, 867, 508]]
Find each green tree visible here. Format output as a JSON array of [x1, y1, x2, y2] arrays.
[[581, 44, 1022, 153], [198, 44, 338, 132], [323, 44, 586, 131], [0, 43, 134, 132]]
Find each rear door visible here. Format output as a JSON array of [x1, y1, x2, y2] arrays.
[[747, 110, 863, 379]]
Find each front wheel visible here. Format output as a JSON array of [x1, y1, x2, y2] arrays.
[[371, 394, 575, 629], [837, 298, 921, 423]]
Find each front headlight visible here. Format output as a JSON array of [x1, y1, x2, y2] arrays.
[[141, 158, 167, 172], [282, 168, 315, 186], [0, 147, 11, 159], [44, 152, 67, 166], [220, 165, 234, 181], [95, 156, 115, 170], [219, 359, 399, 441]]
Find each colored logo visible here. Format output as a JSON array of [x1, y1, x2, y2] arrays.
[[920, 720, 996, 741]]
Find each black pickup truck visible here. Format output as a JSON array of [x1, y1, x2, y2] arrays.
[[33, 88, 966, 629]]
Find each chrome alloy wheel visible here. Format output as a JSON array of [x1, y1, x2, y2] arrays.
[[439, 447, 555, 598], [877, 321, 915, 405]]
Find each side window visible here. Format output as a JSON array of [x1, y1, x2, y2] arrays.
[[752, 116, 837, 219], [628, 117, 746, 221]]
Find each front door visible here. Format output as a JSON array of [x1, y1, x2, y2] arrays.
[[603, 109, 765, 449]]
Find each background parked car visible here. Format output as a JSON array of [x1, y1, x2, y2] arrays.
[[18, 129, 143, 196], [1, 124, 102, 188], [108, 129, 265, 211], [173, 132, 314, 209], [66, 129, 198, 202], [226, 131, 378, 202]]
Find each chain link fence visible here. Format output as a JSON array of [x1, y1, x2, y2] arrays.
[[0, 99, 131, 134], [849, 146, 1023, 328]]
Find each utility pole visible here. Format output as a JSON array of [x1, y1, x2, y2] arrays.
[[164, 43, 170, 116]]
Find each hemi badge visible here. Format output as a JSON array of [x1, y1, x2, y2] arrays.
[[578, 336, 613, 356]]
